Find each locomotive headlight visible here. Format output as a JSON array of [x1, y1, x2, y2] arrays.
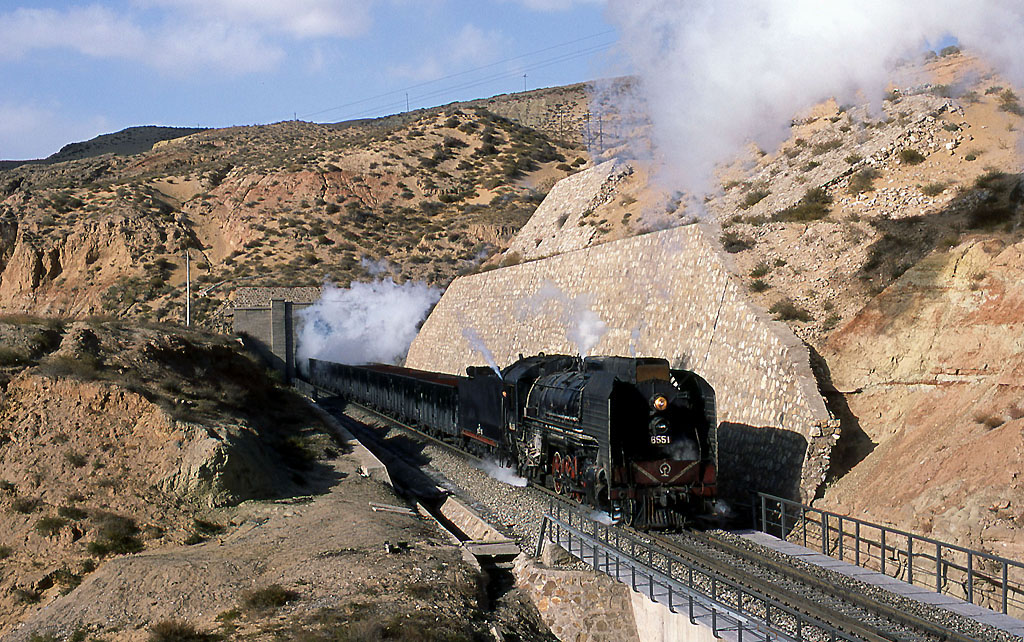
[[653, 395, 668, 412], [650, 418, 669, 435]]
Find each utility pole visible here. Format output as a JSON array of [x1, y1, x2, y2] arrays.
[[406, 93, 410, 112], [185, 251, 191, 327], [523, 74, 527, 92]]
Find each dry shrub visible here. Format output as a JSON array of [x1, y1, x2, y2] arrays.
[[973, 413, 1005, 430], [241, 584, 299, 612]]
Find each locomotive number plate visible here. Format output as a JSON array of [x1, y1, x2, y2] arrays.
[[650, 435, 671, 445]]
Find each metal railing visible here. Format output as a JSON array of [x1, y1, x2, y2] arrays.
[[539, 501, 860, 642], [757, 493, 1024, 616]]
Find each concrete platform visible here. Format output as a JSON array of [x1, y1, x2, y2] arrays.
[[740, 530, 1024, 638]]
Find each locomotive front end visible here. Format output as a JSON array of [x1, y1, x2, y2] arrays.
[[621, 373, 717, 527]]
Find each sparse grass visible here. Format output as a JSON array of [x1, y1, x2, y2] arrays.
[[34, 516, 68, 537], [149, 620, 221, 642], [750, 262, 770, 278], [721, 231, 754, 253], [773, 187, 832, 222], [974, 413, 1005, 430], [769, 298, 812, 322], [998, 89, 1024, 116], [899, 149, 926, 165], [749, 279, 770, 293], [88, 513, 143, 556], [811, 139, 843, 155], [740, 188, 769, 209], [848, 169, 880, 194], [0, 545, 12, 559], [64, 450, 87, 468], [241, 584, 300, 613], [10, 497, 41, 514], [920, 182, 949, 197]]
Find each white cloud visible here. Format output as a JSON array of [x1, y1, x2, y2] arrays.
[[138, 0, 375, 39], [507, 0, 605, 12], [0, 5, 282, 75], [0, 101, 111, 161], [388, 23, 507, 81]]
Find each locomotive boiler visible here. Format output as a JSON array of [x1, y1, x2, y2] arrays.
[[307, 354, 717, 528]]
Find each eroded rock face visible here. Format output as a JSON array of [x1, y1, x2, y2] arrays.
[[821, 238, 1024, 558]]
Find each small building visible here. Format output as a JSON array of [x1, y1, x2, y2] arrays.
[[231, 286, 321, 380]]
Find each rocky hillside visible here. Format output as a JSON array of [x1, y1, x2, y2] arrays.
[[499, 51, 1024, 559], [0, 88, 590, 330], [0, 316, 339, 636]]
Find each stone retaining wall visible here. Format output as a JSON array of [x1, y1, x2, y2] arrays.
[[406, 224, 838, 501], [513, 551, 639, 642]]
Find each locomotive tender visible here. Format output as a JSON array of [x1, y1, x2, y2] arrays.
[[307, 354, 717, 528]]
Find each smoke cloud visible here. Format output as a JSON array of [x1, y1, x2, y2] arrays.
[[462, 327, 502, 377], [605, 1, 1024, 196], [296, 279, 440, 367], [520, 281, 608, 357]]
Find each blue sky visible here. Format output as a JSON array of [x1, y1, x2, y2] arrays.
[[0, 0, 614, 160]]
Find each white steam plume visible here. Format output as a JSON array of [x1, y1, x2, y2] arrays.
[[462, 326, 502, 377], [520, 281, 608, 357], [476, 459, 527, 487], [296, 279, 440, 367], [605, 1, 1024, 196]]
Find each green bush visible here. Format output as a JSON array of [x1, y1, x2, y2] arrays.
[[773, 187, 832, 222], [34, 516, 68, 537], [721, 231, 754, 253], [848, 169, 880, 194], [749, 279, 770, 293], [899, 148, 926, 165], [920, 182, 949, 197], [148, 620, 220, 642], [241, 584, 300, 612], [769, 298, 812, 322], [88, 513, 143, 556], [740, 189, 769, 209], [10, 497, 40, 514]]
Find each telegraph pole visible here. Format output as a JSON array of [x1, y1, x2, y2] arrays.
[[185, 252, 191, 327], [523, 74, 527, 92]]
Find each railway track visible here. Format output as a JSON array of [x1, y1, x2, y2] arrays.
[[327, 397, 1008, 642]]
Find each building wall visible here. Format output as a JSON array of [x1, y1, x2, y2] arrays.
[[232, 302, 312, 380], [405, 224, 838, 502]]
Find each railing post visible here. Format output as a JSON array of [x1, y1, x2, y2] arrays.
[[689, 593, 696, 624], [881, 529, 886, 576], [968, 552, 974, 604], [668, 584, 674, 613], [822, 513, 829, 555], [535, 517, 548, 558], [781, 502, 787, 540], [936, 542, 942, 593], [838, 516, 844, 560], [712, 608, 721, 639], [1002, 563, 1008, 614], [855, 521, 861, 567], [802, 505, 807, 547], [761, 494, 767, 533], [738, 622, 744, 642], [907, 536, 914, 585]]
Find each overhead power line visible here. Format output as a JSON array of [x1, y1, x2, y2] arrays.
[[300, 30, 617, 121]]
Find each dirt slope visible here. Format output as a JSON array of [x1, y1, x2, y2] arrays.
[[0, 318, 337, 636]]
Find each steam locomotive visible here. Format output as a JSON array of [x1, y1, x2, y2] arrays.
[[307, 354, 717, 528]]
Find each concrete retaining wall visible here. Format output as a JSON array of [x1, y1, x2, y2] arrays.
[[406, 224, 838, 502]]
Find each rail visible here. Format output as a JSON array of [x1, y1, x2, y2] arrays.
[[757, 492, 1024, 617], [539, 501, 860, 642]]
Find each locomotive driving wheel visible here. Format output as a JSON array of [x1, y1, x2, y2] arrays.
[[551, 452, 564, 494]]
